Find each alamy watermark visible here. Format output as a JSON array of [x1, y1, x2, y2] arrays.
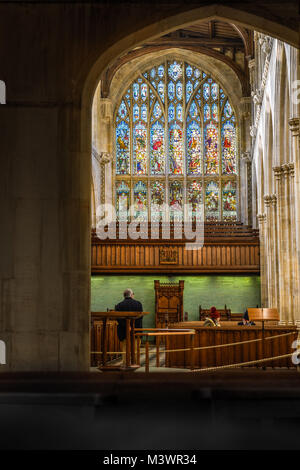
[[0, 340, 6, 365], [96, 203, 205, 250]]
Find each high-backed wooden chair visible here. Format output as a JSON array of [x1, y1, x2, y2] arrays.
[[154, 280, 184, 328]]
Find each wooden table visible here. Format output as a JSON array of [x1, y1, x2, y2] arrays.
[[91, 311, 149, 371]]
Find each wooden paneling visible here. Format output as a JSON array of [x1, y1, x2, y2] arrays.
[[167, 322, 298, 369], [90, 318, 121, 367]]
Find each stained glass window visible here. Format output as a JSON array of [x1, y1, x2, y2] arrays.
[[114, 59, 239, 221]]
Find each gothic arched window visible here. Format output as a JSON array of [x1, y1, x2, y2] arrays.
[[114, 60, 238, 221]]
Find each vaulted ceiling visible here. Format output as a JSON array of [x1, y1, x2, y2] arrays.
[[101, 20, 253, 98]]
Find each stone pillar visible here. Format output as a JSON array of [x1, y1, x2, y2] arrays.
[[271, 194, 279, 312], [289, 118, 300, 325], [241, 152, 252, 226], [263, 195, 273, 307], [282, 163, 293, 324], [273, 166, 286, 324], [257, 213, 267, 307]]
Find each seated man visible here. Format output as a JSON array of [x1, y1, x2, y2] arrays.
[[203, 306, 221, 327], [238, 309, 256, 326], [115, 288, 143, 365]]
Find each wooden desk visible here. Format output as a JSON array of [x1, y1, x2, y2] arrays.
[[91, 311, 149, 371], [166, 322, 298, 370]]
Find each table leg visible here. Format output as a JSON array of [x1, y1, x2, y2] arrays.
[[102, 318, 108, 367], [130, 319, 136, 365], [156, 335, 160, 368], [145, 339, 149, 373], [137, 336, 141, 366], [126, 318, 131, 368], [190, 334, 195, 371]]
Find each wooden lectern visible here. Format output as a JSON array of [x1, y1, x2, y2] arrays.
[[91, 311, 149, 371], [248, 308, 279, 365]]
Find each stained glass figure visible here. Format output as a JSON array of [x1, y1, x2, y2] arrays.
[[187, 180, 202, 220], [176, 104, 183, 121], [133, 122, 147, 175], [205, 181, 219, 220], [141, 83, 147, 101], [168, 103, 175, 122], [141, 104, 147, 121], [133, 104, 139, 122], [151, 181, 165, 221], [204, 122, 219, 175], [189, 101, 198, 118], [186, 65, 193, 78], [223, 100, 232, 118], [186, 81, 193, 102], [169, 180, 183, 221], [116, 121, 130, 175], [169, 123, 183, 174], [116, 181, 130, 220], [204, 103, 210, 121], [133, 83, 139, 101], [176, 81, 183, 100], [168, 81, 175, 101], [133, 181, 148, 220], [158, 81, 164, 102], [157, 65, 164, 78], [187, 121, 202, 175], [212, 103, 218, 121], [222, 122, 236, 174], [150, 122, 165, 175], [153, 102, 162, 120], [203, 83, 210, 100], [211, 83, 218, 100], [222, 181, 237, 220], [118, 101, 127, 118]]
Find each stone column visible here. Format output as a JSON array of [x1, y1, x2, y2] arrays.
[[96, 98, 113, 206], [289, 118, 300, 325], [241, 152, 252, 226], [271, 194, 279, 312], [273, 166, 286, 324], [263, 195, 273, 307], [257, 213, 267, 307], [282, 163, 293, 324]]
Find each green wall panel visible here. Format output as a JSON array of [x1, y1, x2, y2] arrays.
[[91, 274, 261, 328]]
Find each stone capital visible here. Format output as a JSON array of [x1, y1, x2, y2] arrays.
[[271, 194, 277, 206], [263, 195, 272, 208], [281, 163, 290, 178], [257, 213, 266, 224], [273, 166, 283, 180], [288, 117, 300, 136], [241, 151, 252, 163], [288, 162, 295, 178], [92, 148, 113, 165]]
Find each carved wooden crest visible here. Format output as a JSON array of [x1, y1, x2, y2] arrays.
[[159, 247, 178, 264]]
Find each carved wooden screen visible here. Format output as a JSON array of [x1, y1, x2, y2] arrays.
[[154, 280, 184, 327]]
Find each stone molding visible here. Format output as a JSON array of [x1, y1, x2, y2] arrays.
[[288, 117, 300, 137], [273, 166, 283, 181], [263, 195, 272, 207], [271, 194, 277, 206], [257, 213, 266, 224], [92, 148, 113, 165], [241, 151, 252, 163]]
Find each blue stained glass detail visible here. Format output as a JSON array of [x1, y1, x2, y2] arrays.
[[194, 69, 201, 78], [133, 104, 139, 121], [150, 68, 156, 79], [208, 78, 213, 83], [211, 83, 218, 100], [176, 104, 183, 121], [168, 103, 175, 121], [176, 81, 183, 100], [189, 101, 198, 119], [212, 102, 218, 121], [150, 121, 165, 175], [153, 101, 162, 120], [133, 121, 147, 175], [151, 81, 157, 89], [203, 72, 207, 78], [168, 61, 182, 81], [223, 100, 232, 118], [118, 101, 127, 118], [133, 83, 139, 101], [186, 65, 193, 78], [141, 104, 147, 121], [193, 80, 199, 89], [116, 121, 130, 175], [157, 65, 164, 78], [204, 103, 210, 121], [186, 81, 193, 102], [187, 121, 202, 175], [168, 81, 175, 101], [141, 83, 147, 101], [158, 81, 164, 102], [203, 83, 210, 100]]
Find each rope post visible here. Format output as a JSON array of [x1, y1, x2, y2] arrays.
[[145, 338, 150, 373]]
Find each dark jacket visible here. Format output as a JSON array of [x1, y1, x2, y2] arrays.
[[115, 297, 143, 341]]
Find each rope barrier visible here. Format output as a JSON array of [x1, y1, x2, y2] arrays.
[[191, 353, 295, 372]]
